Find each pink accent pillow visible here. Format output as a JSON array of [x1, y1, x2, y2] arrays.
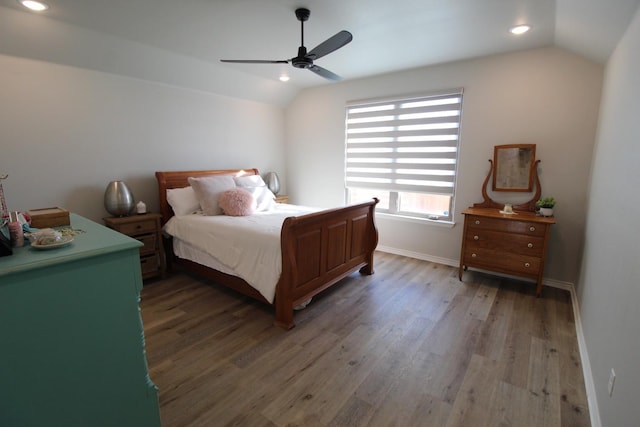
[[219, 188, 255, 216]]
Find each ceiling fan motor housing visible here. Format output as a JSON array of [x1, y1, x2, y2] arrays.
[[292, 46, 313, 68]]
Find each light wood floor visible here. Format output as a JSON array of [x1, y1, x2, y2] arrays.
[[141, 252, 590, 427]]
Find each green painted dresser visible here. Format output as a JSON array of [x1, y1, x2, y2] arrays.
[[0, 214, 161, 427]]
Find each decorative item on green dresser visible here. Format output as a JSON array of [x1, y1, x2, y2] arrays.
[[103, 213, 165, 280], [26, 206, 70, 228], [104, 180, 135, 216], [0, 214, 161, 426]]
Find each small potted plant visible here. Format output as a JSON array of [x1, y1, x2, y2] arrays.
[[536, 196, 556, 217]]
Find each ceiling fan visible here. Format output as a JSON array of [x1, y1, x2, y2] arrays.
[[220, 8, 352, 81]]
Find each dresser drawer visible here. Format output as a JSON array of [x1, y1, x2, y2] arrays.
[[465, 229, 545, 256], [466, 215, 547, 237], [112, 219, 157, 236], [463, 247, 541, 277]]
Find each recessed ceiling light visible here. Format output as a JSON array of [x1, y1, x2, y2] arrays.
[[509, 24, 531, 35], [279, 75, 290, 82], [18, 0, 49, 11]]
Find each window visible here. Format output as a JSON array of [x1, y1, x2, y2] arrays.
[[345, 89, 463, 221]]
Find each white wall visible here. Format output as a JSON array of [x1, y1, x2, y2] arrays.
[[285, 46, 603, 285], [578, 4, 640, 426], [0, 54, 286, 223]]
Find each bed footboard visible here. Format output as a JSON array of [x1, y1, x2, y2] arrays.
[[274, 198, 379, 329]]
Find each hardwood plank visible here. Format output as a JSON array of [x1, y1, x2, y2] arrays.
[[473, 285, 515, 361], [486, 380, 539, 426], [328, 396, 374, 427], [527, 336, 562, 426], [445, 354, 500, 427], [467, 281, 500, 321]]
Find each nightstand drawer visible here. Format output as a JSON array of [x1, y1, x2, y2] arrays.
[[114, 219, 157, 236], [136, 234, 157, 255], [140, 254, 159, 276]]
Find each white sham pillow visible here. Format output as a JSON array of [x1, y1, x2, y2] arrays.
[[188, 175, 236, 216], [166, 186, 200, 216], [234, 175, 267, 188], [246, 186, 276, 212]]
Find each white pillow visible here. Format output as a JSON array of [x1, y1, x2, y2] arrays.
[[234, 175, 267, 188], [233, 174, 275, 211], [166, 186, 200, 216], [188, 175, 236, 216], [246, 186, 276, 212]]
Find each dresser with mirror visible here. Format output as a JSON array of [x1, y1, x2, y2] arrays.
[[459, 144, 556, 296]]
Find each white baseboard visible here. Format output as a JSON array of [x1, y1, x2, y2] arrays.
[[566, 284, 601, 427], [376, 245, 459, 268], [375, 246, 601, 426]]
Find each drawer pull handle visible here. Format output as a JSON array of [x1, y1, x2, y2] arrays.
[[475, 220, 480, 225], [528, 243, 533, 248], [524, 262, 531, 268], [529, 226, 536, 232], [471, 253, 477, 258], [474, 235, 479, 240]]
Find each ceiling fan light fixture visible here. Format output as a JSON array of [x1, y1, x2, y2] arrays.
[[509, 24, 531, 35], [18, 0, 50, 11]]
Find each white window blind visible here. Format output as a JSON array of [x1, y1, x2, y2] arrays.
[[346, 89, 463, 196]]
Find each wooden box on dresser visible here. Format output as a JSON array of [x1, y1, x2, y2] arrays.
[[0, 214, 160, 427], [103, 213, 165, 280], [459, 207, 556, 295]]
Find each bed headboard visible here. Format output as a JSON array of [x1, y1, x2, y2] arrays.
[[155, 168, 260, 225]]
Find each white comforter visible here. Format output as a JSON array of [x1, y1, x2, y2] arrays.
[[163, 204, 316, 303]]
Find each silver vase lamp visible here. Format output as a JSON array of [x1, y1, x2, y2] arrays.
[[265, 172, 281, 195], [104, 181, 135, 216]]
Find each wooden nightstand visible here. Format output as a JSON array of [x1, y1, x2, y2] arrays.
[[274, 195, 289, 203], [103, 213, 165, 280]]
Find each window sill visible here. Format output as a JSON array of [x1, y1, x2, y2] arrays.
[[376, 212, 456, 228]]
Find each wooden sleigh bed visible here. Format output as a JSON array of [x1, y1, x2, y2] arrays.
[[155, 168, 379, 329]]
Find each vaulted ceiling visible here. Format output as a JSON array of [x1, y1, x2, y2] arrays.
[[1, 0, 638, 105]]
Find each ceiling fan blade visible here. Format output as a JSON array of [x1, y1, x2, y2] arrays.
[[220, 59, 289, 64], [307, 30, 353, 60], [308, 64, 342, 81]]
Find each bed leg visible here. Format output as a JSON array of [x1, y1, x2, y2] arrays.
[[359, 252, 375, 275], [273, 314, 295, 330], [359, 264, 374, 275]]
